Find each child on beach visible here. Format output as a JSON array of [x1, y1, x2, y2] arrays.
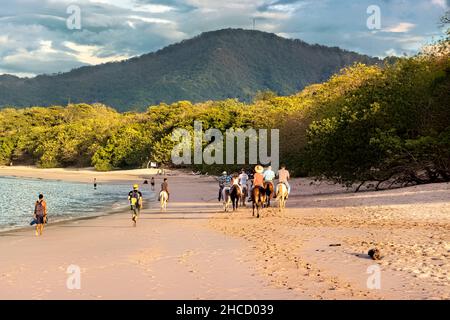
[[33, 194, 47, 236]]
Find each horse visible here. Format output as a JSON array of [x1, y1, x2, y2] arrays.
[[240, 184, 248, 207], [252, 186, 266, 218], [222, 187, 232, 212], [230, 184, 242, 211], [264, 181, 275, 207], [276, 182, 288, 212], [159, 190, 168, 211]]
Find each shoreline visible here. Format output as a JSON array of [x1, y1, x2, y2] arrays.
[[0, 206, 131, 236], [0, 167, 162, 234], [0, 165, 175, 183]]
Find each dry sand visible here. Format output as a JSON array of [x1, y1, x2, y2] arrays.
[[0, 166, 449, 299]]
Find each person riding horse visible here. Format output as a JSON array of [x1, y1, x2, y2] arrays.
[[229, 175, 242, 211], [218, 171, 231, 202], [277, 165, 291, 198], [252, 165, 265, 200], [238, 169, 249, 203], [263, 166, 276, 198], [251, 165, 267, 217]]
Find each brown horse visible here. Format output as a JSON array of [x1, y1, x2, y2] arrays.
[[252, 186, 266, 218], [264, 181, 274, 207], [230, 184, 242, 211]]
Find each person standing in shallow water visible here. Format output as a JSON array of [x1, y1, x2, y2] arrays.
[[150, 177, 155, 191], [94, 178, 97, 190], [34, 194, 47, 236]]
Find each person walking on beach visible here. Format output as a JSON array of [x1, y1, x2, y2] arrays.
[[159, 178, 170, 201], [150, 177, 155, 191], [34, 194, 47, 236], [128, 184, 143, 225], [277, 165, 291, 198]]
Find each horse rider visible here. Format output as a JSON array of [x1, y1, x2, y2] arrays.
[[277, 165, 291, 198], [263, 165, 276, 198], [252, 165, 265, 199], [218, 171, 231, 201], [238, 169, 249, 190], [159, 178, 170, 201]]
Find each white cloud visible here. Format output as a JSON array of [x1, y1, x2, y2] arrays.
[[385, 48, 400, 56], [63, 41, 130, 65], [0, 36, 9, 45], [384, 22, 416, 33], [431, 0, 447, 9], [133, 4, 175, 13], [127, 15, 174, 25]]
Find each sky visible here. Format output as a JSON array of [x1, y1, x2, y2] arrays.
[[0, 0, 448, 77]]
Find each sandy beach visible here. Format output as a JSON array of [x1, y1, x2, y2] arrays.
[[0, 166, 449, 299]]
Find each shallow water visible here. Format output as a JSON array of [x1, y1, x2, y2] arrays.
[[0, 176, 153, 230]]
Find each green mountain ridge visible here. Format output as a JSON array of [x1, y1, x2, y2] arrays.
[[0, 28, 380, 111]]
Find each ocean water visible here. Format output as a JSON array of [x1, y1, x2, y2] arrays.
[[0, 176, 153, 231]]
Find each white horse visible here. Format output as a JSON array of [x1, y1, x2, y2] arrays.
[[276, 183, 288, 212], [222, 187, 231, 212], [160, 190, 168, 211]]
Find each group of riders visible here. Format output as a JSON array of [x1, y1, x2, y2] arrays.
[[127, 164, 291, 225], [218, 164, 291, 204], [32, 165, 289, 236]]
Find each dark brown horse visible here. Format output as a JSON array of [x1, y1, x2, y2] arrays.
[[264, 181, 274, 207], [252, 186, 266, 218], [230, 184, 242, 211]]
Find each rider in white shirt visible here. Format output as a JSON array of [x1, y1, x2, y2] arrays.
[[238, 169, 249, 187]]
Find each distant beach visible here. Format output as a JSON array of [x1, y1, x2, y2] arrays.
[[0, 166, 448, 299]]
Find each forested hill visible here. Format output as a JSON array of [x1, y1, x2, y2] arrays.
[[0, 29, 380, 111]]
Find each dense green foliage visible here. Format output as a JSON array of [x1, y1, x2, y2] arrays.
[[0, 29, 378, 111], [303, 49, 450, 188], [0, 35, 448, 189]]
